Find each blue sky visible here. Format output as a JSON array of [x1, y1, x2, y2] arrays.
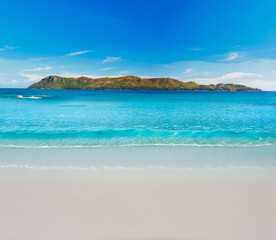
[[1, 0, 276, 90]]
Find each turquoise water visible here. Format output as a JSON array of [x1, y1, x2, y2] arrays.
[[0, 89, 276, 170], [0, 89, 276, 147]]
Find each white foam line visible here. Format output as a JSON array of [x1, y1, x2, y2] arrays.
[[0, 164, 273, 172], [0, 143, 274, 149]]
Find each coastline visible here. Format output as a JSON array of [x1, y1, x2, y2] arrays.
[[1, 89, 276, 239], [1, 145, 276, 171], [1, 146, 276, 239]]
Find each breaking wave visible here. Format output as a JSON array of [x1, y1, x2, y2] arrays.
[[0, 128, 275, 148]]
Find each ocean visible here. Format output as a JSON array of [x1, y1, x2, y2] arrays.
[[0, 89, 276, 170]]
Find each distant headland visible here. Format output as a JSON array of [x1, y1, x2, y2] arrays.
[[28, 75, 261, 91]]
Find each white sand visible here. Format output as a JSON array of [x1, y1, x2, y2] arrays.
[[0, 170, 275, 240]]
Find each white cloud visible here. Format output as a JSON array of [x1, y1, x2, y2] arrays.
[[218, 72, 262, 80], [0, 79, 18, 85], [221, 52, 240, 61], [22, 66, 68, 72], [190, 72, 262, 84], [66, 50, 91, 56], [26, 66, 53, 71], [30, 57, 52, 61], [185, 68, 193, 73], [101, 67, 113, 71], [102, 57, 122, 63], [118, 71, 128, 76], [19, 73, 45, 82], [0, 45, 20, 51]]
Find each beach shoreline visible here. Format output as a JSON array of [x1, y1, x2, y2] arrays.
[[1, 89, 276, 239], [1, 145, 276, 170]]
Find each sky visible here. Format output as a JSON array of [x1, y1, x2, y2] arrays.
[[1, 0, 276, 90]]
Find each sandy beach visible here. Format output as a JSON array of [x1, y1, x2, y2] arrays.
[[0, 169, 275, 240], [1, 0, 276, 239]]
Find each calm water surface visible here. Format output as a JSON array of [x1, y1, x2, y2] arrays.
[[0, 89, 275, 170]]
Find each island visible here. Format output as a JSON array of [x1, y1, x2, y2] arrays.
[[28, 75, 261, 91]]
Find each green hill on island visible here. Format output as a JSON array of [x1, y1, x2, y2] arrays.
[[28, 75, 261, 91]]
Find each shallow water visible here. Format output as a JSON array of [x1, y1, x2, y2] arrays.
[[1, 146, 276, 170], [0, 89, 275, 169]]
